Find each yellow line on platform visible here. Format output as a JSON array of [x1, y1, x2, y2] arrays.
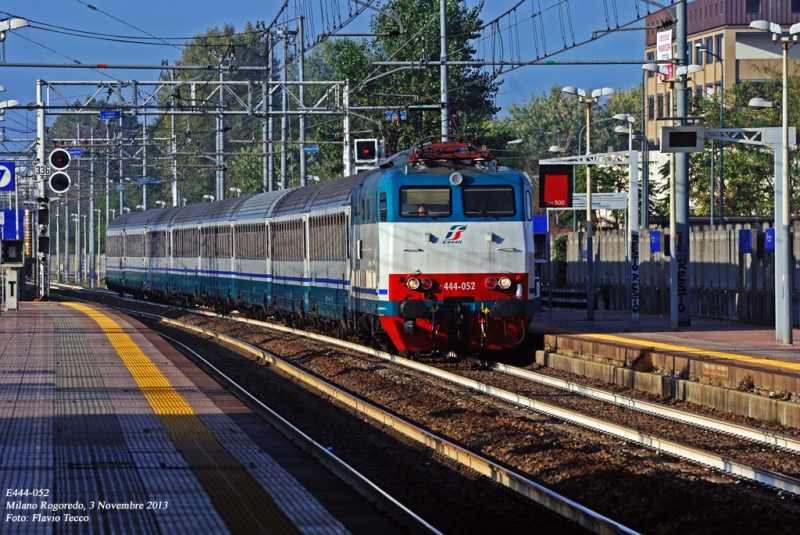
[[532, 323, 800, 373], [62, 302, 301, 535]]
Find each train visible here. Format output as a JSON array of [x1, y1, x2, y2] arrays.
[[106, 140, 540, 355]]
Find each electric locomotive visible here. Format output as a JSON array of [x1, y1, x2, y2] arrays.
[[106, 140, 539, 354]]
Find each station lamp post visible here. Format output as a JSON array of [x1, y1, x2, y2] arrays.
[[749, 20, 799, 345], [155, 200, 166, 208], [694, 41, 725, 225], [71, 214, 80, 284], [202, 195, 215, 202], [561, 86, 615, 320], [229, 187, 241, 197], [0, 17, 29, 62]]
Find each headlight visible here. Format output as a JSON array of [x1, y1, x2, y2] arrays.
[[406, 277, 421, 290], [421, 278, 433, 290], [498, 276, 512, 290], [485, 277, 497, 289]]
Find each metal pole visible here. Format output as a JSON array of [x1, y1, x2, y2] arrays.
[[343, 81, 352, 176], [778, 41, 792, 344], [675, 0, 691, 326], [106, 122, 110, 229], [119, 115, 124, 214], [217, 70, 225, 200], [440, 0, 450, 139], [719, 64, 725, 224], [299, 16, 307, 187], [142, 116, 147, 209], [36, 79, 48, 299], [171, 69, 178, 206], [65, 201, 69, 283], [55, 200, 60, 282], [267, 32, 275, 192], [89, 126, 95, 289], [585, 100, 594, 320], [710, 139, 715, 225], [281, 32, 288, 190]]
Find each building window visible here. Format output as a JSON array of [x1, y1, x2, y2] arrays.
[[716, 35, 723, 61], [745, 1, 760, 14], [687, 44, 693, 65], [695, 41, 704, 65], [648, 96, 655, 121], [706, 84, 714, 99], [793, 0, 800, 13], [657, 94, 664, 118], [706, 37, 713, 63], [647, 52, 655, 77], [696, 86, 703, 99]]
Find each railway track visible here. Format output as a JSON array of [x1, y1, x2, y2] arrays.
[[51, 285, 800, 533]]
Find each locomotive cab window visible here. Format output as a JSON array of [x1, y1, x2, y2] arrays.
[[400, 187, 451, 217], [463, 186, 516, 217]]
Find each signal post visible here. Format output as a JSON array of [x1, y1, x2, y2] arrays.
[[35, 79, 71, 300]]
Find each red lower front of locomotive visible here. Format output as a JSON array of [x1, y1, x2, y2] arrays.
[[380, 272, 533, 352]]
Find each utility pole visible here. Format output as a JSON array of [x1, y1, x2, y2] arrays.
[[171, 68, 178, 206], [89, 126, 95, 289], [266, 31, 275, 192], [440, 0, 450, 140], [105, 121, 110, 230], [35, 79, 48, 298], [142, 115, 147, 209], [675, 1, 690, 326], [280, 30, 290, 190], [217, 69, 225, 200], [299, 16, 307, 187], [343, 80, 352, 176]]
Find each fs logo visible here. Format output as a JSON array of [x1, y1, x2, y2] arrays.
[[443, 225, 467, 244]]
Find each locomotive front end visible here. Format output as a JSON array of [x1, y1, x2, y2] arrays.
[[374, 142, 538, 353]]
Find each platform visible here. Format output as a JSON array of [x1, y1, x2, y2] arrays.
[[0, 302, 354, 534], [530, 310, 800, 426]]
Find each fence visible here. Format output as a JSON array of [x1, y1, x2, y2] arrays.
[[543, 222, 800, 326]]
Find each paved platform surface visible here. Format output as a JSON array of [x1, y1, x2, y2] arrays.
[[531, 310, 800, 377], [0, 302, 355, 534]]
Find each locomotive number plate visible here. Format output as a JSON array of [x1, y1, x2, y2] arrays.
[[442, 281, 475, 291]]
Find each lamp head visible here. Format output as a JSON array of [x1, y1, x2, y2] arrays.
[[613, 113, 635, 123], [749, 20, 782, 34], [748, 97, 775, 109], [561, 86, 586, 97], [548, 145, 566, 154], [591, 87, 615, 99]]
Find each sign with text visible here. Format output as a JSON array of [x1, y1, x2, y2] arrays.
[[572, 192, 628, 210], [100, 110, 121, 120], [656, 29, 673, 82]]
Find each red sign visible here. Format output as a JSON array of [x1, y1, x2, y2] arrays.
[[539, 165, 573, 209]]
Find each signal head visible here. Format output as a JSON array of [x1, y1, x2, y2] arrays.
[[49, 148, 71, 170], [49, 171, 71, 195]]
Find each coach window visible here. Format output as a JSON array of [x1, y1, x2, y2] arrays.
[[400, 187, 451, 217], [463, 186, 516, 217]]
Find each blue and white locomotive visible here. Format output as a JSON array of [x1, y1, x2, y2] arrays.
[[106, 141, 539, 353]]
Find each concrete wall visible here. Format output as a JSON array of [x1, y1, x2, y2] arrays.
[[535, 349, 800, 428]]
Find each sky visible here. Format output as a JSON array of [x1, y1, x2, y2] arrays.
[[0, 0, 666, 143]]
